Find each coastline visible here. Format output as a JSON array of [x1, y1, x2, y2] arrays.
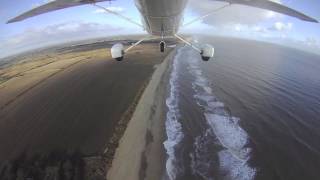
[[107, 48, 176, 180]]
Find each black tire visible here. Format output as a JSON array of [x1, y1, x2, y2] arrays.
[[201, 56, 210, 61], [160, 41, 165, 52], [115, 56, 124, 61]]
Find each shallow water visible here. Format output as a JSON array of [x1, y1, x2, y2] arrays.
[[164, 38, 320, 180]]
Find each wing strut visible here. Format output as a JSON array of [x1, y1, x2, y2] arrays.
[[181, 0, 318, 28], [92, 3, 143, 28], [182, 3, 231, 27], [124, 36, 150, 52], [174, 34, 201, 53]]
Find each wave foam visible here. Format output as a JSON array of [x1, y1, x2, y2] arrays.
[[205, 113, 250, 161], [190, 129, 216, 180], [186, 47, 256, 179], [163, 48, 184, 180], [219, 150, 256, 180]]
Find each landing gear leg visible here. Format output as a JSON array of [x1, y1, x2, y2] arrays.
[[159, 31, 166, 53], [174, 34, 214, 61], [110, 36, 150, 61], [160, 41, 165, 52], [174, 34, 201, 53]]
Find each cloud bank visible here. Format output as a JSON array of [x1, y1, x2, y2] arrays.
[[0, 21, 125, 58], [187, 0, 283, 26], [186, 0, 320, 54]]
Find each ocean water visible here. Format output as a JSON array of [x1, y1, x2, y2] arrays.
[[163, 38, 320, 180]]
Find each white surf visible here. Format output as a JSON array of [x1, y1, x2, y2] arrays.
[[185, 46, 256, 180], [163, 48, 184, 180]]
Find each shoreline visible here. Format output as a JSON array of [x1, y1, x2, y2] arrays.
[[107, 48, 176, 180]]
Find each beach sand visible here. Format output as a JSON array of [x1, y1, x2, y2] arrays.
[[0, 40, 174, 179], [107, 48, 175, 180]]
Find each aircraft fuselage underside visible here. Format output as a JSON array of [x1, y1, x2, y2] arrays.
[[135, 0, 187, 36]]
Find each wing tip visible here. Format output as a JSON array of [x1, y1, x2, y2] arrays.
[[6, 17, 21, 24], [6, 20, 15, 24], [305, 17, 319, 23], [299, 15, 319, 23]]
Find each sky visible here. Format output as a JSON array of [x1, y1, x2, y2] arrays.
[[0, 0, 320, 58]]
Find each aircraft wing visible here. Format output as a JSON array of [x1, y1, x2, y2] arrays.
[[7, 0, 113, 23], [214, 0, 318, 23]]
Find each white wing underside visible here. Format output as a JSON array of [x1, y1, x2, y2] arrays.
[[214, 0, 318, 23], [7, 0, 318, 24], [7, 0, 112, 23]]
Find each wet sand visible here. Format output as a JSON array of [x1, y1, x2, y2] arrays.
[[0, 41, 172, 179]]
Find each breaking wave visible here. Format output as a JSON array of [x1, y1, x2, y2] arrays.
[[163, 48, 184, 180], [186, 47, 256, 180]]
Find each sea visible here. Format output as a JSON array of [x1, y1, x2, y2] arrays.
[[163, 37, 320, 180]]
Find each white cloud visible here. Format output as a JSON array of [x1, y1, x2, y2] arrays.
[[31, 0, 55, 9], [234, 24, 242, 32], [265, 11, 277, 18], [304, 37, 319, 47], [252, 25, 267, 33], [93, 6, 125, 14], [31, 3, 41, 8], [209, 23, 268, 35], [0, 21, 127, 58], [185, 0, 303, 43], [263, 36, 320, 55], [270, 22, 293, 31], [187, 0, 283, 26], [93, 9, 105, 14]]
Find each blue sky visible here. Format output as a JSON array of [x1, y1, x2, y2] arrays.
[[0, 0, 320, 58]]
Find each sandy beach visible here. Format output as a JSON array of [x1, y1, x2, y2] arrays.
[[0, 40, 174, 179], [107, 48, 175, 180]]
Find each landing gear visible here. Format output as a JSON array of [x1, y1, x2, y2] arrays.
[[115, 56, 124, 61], [174, 34, 214, 61], [160, 41, 166, 52], [110, 36, 149, 61], [200, 44, 214, 61]]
